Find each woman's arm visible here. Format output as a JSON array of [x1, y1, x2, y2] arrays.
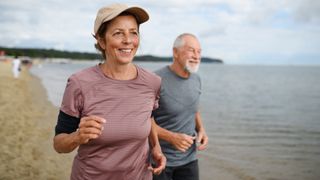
[[149, 118, 166, 175], [53, 132, 81, 153], [53, 115, 106, 153]]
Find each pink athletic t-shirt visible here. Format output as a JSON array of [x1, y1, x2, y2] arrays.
[[60, 65, 161, 180]]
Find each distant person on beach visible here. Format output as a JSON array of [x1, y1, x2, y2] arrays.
[[53, 3, 166, 180], [12, 56, 21, 78], [152, 33, 208, 180]]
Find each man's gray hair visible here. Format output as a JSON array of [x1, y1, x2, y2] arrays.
[[173, 33, 198, 48]]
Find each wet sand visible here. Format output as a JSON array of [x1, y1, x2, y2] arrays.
[[0, 61, 238, 180], [0, 62, 73, 179]]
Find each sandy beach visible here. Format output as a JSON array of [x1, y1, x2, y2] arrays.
[[0, 62, 207, 180], [6, 61, 315, 180], [0, 62, 73, 179], [0, 61, 240, 180]]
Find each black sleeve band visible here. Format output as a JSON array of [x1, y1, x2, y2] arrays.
[[55, 110, 80, 136]]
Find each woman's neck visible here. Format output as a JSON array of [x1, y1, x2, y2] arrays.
[[100, 62, 137, 80]]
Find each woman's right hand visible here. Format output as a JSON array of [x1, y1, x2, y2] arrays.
[[76, 115, 106, 144]]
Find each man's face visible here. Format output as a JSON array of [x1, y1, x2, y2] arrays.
[[174, 36, 201, 73]]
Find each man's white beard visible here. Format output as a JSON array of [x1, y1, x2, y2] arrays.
[[185, 61, 200, 73]]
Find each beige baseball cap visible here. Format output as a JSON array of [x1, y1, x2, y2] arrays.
[[94, 3, 149, 35]]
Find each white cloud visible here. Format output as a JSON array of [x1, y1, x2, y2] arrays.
[[0, 0, 319, 64]]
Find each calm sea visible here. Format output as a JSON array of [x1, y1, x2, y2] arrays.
[[31, 62, 320, 180]]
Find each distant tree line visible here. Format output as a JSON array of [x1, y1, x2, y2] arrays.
[[0, 46, 223, 63], [0, 47, 101, 59]]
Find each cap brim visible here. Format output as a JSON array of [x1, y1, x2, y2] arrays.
[[124, 7, 149, 24]]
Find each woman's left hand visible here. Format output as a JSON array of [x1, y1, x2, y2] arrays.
[[149, 145, 166, 175]]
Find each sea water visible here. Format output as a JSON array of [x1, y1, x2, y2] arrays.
[[31, 62, 320, 180]]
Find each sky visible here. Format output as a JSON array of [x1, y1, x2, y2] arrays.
[[0, 0, 320, 65]]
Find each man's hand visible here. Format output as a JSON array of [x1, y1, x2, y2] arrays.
[[170, 133, 196, 152], [196, 129, 208, 151]]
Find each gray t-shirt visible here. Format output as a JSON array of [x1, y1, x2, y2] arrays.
[[153, 66, 201, 166]]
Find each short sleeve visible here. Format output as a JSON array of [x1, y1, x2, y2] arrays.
[[153, 77, 161, 110], [60, 75, 83, 118]]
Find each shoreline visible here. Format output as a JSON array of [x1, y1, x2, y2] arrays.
[[0, 62, 73, 179], [21, 61, 320, 180], [0, 61, 239, 180]]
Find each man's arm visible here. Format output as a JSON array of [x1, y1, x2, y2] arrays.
[[195, 111, 208, 150], [153, 118, 195, 152]]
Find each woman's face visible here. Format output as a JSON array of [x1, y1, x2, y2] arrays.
[[99, 15, 139, 65]]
